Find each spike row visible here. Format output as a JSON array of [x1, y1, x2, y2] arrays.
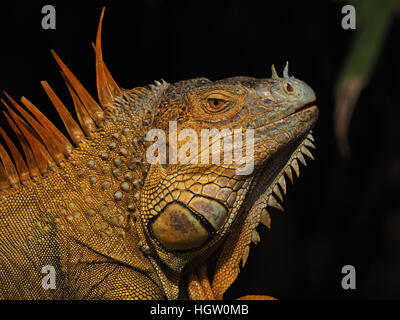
[[0, 7, 121, 190], [244, 132, 316, 255]]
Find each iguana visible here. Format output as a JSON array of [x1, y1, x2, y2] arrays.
[[0, 8, 318, 300]]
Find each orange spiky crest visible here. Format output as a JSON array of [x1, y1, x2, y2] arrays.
[[3, 111, 40, 179], [0, 142, 19, 187], [60, 72, 96, 136], [0, 127, 30, 183], [50, 50, 105, 126], [4, 91, 65, 164], [95, 7, 122, 108], [0, 8, 118, 191], [40, 81, 85, 146], [20, 96, 74, 157], [3, 102, 55, 175]]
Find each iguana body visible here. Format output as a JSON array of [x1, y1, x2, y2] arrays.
[[0, 9, 318, 299]]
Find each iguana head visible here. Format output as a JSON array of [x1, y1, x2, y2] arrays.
[[134, 64, 318, 297]]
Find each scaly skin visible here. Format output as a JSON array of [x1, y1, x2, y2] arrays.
[[0, 11, 318, 300]]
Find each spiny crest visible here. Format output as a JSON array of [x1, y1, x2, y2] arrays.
[[0, 7, 122, 191], [211, 131, 316, 299], [95, 8, 122, 107]]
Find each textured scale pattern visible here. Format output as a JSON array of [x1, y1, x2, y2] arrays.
[[0, 8, 318, 300]]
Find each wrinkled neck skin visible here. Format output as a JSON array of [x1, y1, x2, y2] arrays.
[[107, 87, 250, 299], [136, 164, 254, 299], [51, 85, 173, 295], [109, 86, 188, 299]]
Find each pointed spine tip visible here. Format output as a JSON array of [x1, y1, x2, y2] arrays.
[[50, 50, 67, 72], [50, 50, 105, 125], [95, 6, 122, 108], [271, 64, 278, 79], [283, 61, 289, 78], [41, 80, 85, 146], [61, 71, 96, 136]]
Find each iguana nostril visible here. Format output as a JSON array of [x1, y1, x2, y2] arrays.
[[285, 83, 294, 93]]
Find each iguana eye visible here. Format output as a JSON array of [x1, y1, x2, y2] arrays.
[[208, 98, 227, 110], [205, 93, 230, 112]]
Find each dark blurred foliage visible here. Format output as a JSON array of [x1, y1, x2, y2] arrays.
[[0, 0, 399, 299], [334, 0, 398, 158]]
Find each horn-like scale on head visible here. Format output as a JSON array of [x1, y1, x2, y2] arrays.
[[271, 61, 290, 79], [0, 7, 121, 190]]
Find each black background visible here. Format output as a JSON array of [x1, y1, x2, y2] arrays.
[[0, 0, 399, 299]]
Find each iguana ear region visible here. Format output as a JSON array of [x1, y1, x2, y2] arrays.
[[151, 202, 210, 251], [150, 197, 227, 252]]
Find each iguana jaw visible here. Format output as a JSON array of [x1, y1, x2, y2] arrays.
[[234, 100, 318, 228], [210, 105, 318, 299], [249, 105, 318, 201]]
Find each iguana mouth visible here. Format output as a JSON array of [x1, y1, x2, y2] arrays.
[[281, 102, 317, 121], [295, 103, 317, 113]]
